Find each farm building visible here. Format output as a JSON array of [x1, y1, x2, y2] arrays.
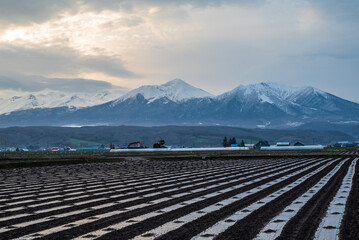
[[111, 146, 249, 153], [294, 142, 305, 146], [127, 141, 145, 149], [254, 141, 270, 150], [276, 142, 290, 146], [335, 141, 357, 147], [51, 147, 59, 151], [245, 144, 255, 149], [261, 145, 324, 150]]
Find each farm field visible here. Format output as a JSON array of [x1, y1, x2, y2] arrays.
[[0, 151, 358, 239]]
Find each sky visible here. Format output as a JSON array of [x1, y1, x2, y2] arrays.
[[0, 0, 358, 102]]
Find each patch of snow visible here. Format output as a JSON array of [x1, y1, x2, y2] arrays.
[[286, 122, 304, 127], [259, 94, 274, 104], [257, 122, 271, 128], [338, 121, 359, 124]]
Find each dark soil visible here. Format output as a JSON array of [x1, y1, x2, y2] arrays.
[[275, 158, 352, 240], [340, 158, 359, 240], [0, 154, 356, 240], [95, 159, 332, 239]]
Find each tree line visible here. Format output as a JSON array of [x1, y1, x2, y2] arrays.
[[222, 137, 245, 147]]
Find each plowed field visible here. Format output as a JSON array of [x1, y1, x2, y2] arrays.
[[0, 152, 358, 239]]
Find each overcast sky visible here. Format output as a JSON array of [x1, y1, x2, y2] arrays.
[[0, 0, 358, 101]]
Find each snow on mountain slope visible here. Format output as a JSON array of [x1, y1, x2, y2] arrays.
[[0, 80, 359, 128], [217, 82, 329, 106], [0, 89, 127, 114], [219, 82, 302, 100], [115, 79, 214, 103]]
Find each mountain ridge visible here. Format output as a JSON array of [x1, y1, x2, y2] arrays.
[[114, 78, 213, 104], [0, 89, 127, 114], [0, 79, 358, 131]]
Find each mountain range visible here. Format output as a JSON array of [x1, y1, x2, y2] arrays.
[[0, 79, 358, 139], [0, 89, 126, 115]]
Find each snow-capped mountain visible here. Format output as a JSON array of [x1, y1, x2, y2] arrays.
[[216, 82, 333, 116], [0, 89, 127, 115], [0, 80, 358, 129], [217, 82, 326, 106], [115, 79, 213, 104], [218, 82, 302, 101]]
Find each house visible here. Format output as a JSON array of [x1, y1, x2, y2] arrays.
[[254, 141, 270, 150], [333, 143, 342, 148], [128, 141, 145, 149], [294, 142, 305, 146], [7, 147, 17, 152], [336, 141, 357, 147], [276, 142, 290, 147], [344, 142, 357, 147], [245, 144, 255, 149]]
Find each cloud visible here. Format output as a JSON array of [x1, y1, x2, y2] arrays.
[[0, 0, 358, 103], [0, 0, 74, 25], [0, 75, 127, 93], [0, 45, 137, 78], [0, 0, 264, 26]]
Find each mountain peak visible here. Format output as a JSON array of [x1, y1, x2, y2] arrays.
[[217, 81, 331, 108], [163, 78, 188, 86], [117, 79, 213, 103]]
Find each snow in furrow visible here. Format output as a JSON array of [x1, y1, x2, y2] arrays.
[[135, 159, 333, 240], [0, 162, 256, 198], [72, 159, 321, 240], [0, 173, 120, 193], [190, 158, 337, 240], [0, 164, 243, 198], [314, 158, 358, 240], [254, 158, 349, 240], [0, 164, 229, 195], [0, 159, 286, 218], [0, 163, 254, 212], [0, 159, 292, 235]]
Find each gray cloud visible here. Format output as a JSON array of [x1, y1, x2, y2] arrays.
[[0, 0, 74, 25], [0, 0, 358, 103], [0, 45, 137, 78], [0, 0, 357, 27], [0, 0, 264, 25], [0, 75, 127, 93]]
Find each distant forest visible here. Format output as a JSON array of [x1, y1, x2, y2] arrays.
[[0, 125, 354, 149]]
